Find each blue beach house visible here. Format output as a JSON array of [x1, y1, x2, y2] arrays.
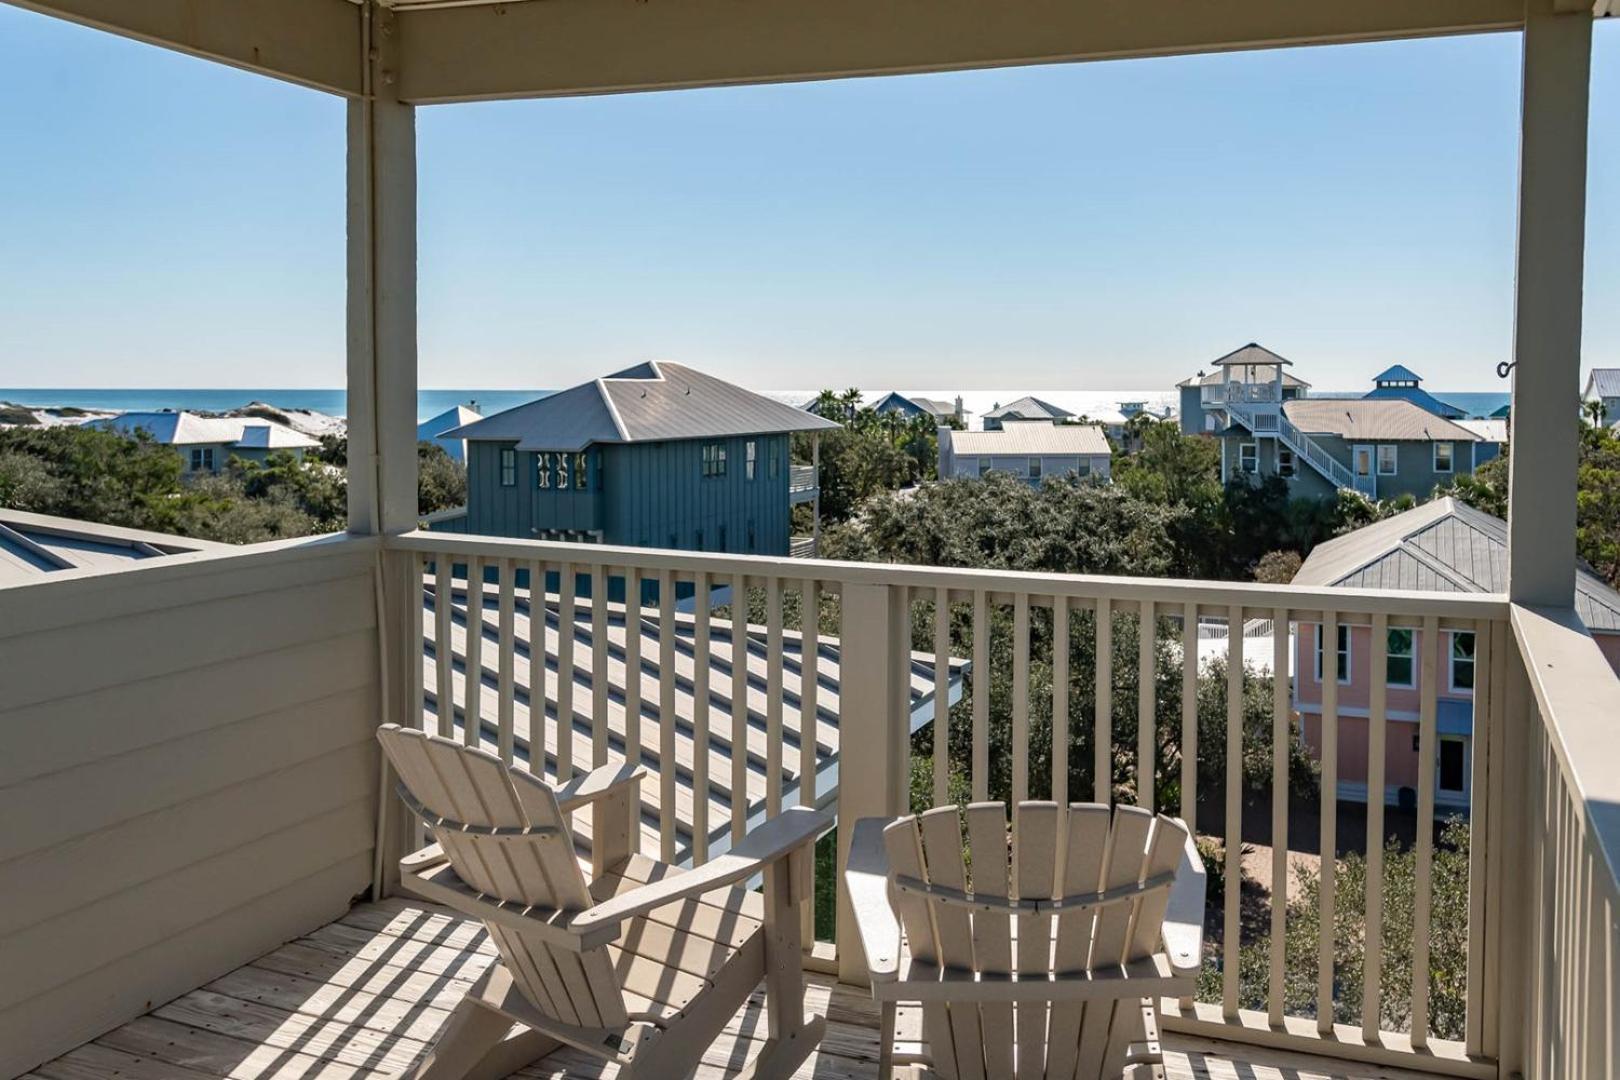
[[435, 362, 838, 556]]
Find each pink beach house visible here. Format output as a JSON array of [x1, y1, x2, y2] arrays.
[[1291, 498, 1620, 812]]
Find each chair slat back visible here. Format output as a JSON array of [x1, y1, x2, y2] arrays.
[[379, 726, 629, 1030], [882, 801, 1190, 1080]]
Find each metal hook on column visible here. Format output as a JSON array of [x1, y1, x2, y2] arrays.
[[1496, 360, 1516, 379]]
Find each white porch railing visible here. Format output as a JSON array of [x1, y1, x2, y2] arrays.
[[1507, 604, 1620, 1078], [789, 463, 817, 492], [382, 530, 1522, 1077]]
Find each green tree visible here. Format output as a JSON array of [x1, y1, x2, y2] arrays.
[[418, 441, 469, 515]]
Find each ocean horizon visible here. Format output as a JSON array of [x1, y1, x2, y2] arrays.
[[0, 386, 1513, 422]]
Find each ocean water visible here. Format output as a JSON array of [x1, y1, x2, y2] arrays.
[[0, 385, 1511, 422]]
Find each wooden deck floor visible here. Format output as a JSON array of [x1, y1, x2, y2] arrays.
[[32, 900, 1436, 1080]]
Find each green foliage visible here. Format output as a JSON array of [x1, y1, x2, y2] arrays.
[[794, 388, 949, 522], [0, 424, 189, 530], [1201, 819, 1472, 1040], [829, 471, 1185, 578], [418, 441, 469, 515], [0, 425, 470, 546], [1253, 550, 1303, 584], [822, 478, 1317, 810]]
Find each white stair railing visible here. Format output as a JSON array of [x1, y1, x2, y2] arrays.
[[1226, 401, 1357, 490]]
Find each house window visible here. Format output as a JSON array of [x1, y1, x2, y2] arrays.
[[718, 523, 727, 551], [1314, 623, 1351, 683], [1438, 737, 1468, 794], [189, 447, 214, 472], [746, 440, 757, 480], [556, 453, 570, 490], [500, 448, 516, 486], [1377, 444, 1398, 475], [573, 453, 588, 490], [1433, 442, 1454, 473], [1278, 448, 1296, 477], [1450, 631, 1476, 692], [702, 442, 727, 478], [1239, 443, 1258, 474], [536, 453, 551, 489], [769, 440, 781, 479], [1028, 457, 1042, 480], [747, 521, 756, 552], [1077, 461, 1092, 478], [1387, 628, 1416, 688], [978, 459, 991, 477]]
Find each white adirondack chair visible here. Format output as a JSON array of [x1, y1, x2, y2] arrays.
[[376, 724, 831, 1080], [844, 801, 1205, 1080]]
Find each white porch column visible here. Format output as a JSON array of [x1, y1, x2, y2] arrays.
[[811, 433, 821, 554], [347, 1, 418, 537], [347, 2, 419, 898], [835, 582, 910, 983], [1505, 0, 1591, 607]]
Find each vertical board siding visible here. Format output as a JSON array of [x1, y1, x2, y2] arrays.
[[0, 542, 381, 1078]]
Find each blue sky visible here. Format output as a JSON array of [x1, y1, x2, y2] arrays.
[[0, 6, 1614, 393]]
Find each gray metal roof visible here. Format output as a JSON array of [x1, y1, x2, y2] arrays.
[[87, 411, 319, 449], [1372, 364, 1423, 384], [446, 362, 840, 452], [0, 510, 221, 586], [1587, 369, 1620, 399], [1282, 398, 1483, 443], [946, 421, 1111, 456], [982, 396, 1074, 421], [1210, 342, 1294, 368], [1294, 497, 1620, 634]]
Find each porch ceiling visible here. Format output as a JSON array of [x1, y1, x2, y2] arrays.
[[9, 0, 1613, 105]]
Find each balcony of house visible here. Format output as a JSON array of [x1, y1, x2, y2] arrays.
[[789, 463, 819, 504], [6, 528, 1620, 1079]]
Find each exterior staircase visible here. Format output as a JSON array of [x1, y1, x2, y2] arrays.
[[1224, 400, 1366, 493]]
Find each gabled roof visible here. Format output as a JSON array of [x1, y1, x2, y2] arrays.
[[1210, 342, 1293, 368], [1587, 369, 1620, 399], [946, 421, 1110, 456], [1372, 364, 1423, 384], [1282, 398, 1482, 442], [871, 391, 956, 418], [88, 411, 319, 449], [1294, 498, 1620, 634], [447, 362, 840, 452], [982, 395, 1073, 421], [417, 404, 481, 440], [0, 510, 222, 586]]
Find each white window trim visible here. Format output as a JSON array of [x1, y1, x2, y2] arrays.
[[1386, 628, 1417, 689], [1278, 447, 1296, 477], [1239, 442, 1259, 474], [1433, 441, 1454, 473], [499, 448, 516, 486], [745, 439, 757, 480], [1448, 631, 1477, 695], [1314, 623, 1351, 684], [1377, 444, 1398, 476]]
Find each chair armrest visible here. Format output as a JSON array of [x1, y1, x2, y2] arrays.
[[569, 806, 832, 942], [842, 816, 902, 983], [1162, 821, 1206, 976], [553, 762, 645, 814]]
